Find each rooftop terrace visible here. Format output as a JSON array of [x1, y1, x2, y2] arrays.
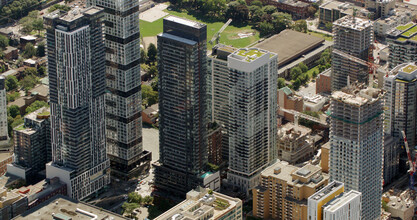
[[401, 64, 417, 74], [396, 23, 414, 31], [401, 25, 417, 37], [236, 48, 266, 62]]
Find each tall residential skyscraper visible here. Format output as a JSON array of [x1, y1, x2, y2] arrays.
[[331, 16, 373, 90], [87, 0, 151, 180], [227, 48, 277, 195], [384, 63, 417, 175], [384, 63, 417, 147], [329, 84, 384, 219], [0, 76, 8, 147], [44, 7, 110, 200], [207, 44, 238, 163], [154, 16, 208, 196]]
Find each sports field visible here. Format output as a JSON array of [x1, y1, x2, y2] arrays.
[[139, 5, 260, 50]]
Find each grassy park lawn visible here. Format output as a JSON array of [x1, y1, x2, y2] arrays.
[[140, 9, 260, 50], [307, 31, 333, 41]]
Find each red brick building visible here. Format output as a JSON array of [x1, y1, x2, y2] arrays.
[[316, 69, 331, 94], [0, 152, 13, 176], [207, 123, 222, 166], [277, 87, 304, 122]]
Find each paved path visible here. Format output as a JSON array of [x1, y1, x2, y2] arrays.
[[139, 3, 168, 22]]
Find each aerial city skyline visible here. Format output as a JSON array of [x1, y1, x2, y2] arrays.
[[0, 0, 417, 219]]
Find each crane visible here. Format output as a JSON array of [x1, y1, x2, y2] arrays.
[[401, 130, 416, 190], [209, 19, 232, 45], [332, 49, 380, 86]]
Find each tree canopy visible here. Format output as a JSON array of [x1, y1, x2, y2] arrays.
[[147, 43, 157, 64], [25, 101, 49, 114], [5, 76, 18, 91]]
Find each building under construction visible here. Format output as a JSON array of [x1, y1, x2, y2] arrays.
[[331, 16, 374, 91], [329, 83, 384, 219], [277, 123, 314, 164]]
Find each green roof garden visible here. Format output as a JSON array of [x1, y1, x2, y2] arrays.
[[397, 37, 408, 42], [214, 198, 230, 211], [410, 35, 417, 42], [37, 111, 50, 116], [401, 26, 417, 37], [15, 124, 25, 131], [396, 23, 414, 31], [237, 48, 265, 62], [402, 64, 417, 74]]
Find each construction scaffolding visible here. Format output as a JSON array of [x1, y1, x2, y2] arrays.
[[331, 15, 374, 91]]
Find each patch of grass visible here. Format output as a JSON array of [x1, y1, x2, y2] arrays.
[[396, 23, 414, 31], [307, 31, 333, 41], [139, 9, 260, 50], [15, 124, 25, 131], [306, 66, 320, 78], [214, 198, 230, 210], [401, 26, 417, 37], [37, 111, 50, 116], [397, 37, 408, 42], [410, 35, 417, 42], [140, 18, 164, 37]]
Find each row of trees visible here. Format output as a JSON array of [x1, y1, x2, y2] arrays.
[[280, 47, 332, 91], [47, 4, 71, 13], [0, 0, 41, 24], [168, 0, 317, 36], [140, 43, 159, 108]]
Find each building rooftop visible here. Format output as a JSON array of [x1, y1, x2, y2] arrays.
[[155, 187, 241, 220], [261, 160, 327, 187], [165, 15, 206, 28], [401, 63, 417, 73], [277, 123, 311, 142], [334, 15, 373, 31], [0, 173, 23, 188], [277, 0, 309, 7], [233, 48, 267, 62], [14, 195, 128, 220], [402, 25, 417, 37], [332, 84, 384, 106], [158, 32, 197, 45], [255, 29, 324, 66], [20, 36, 36, 41], [280, 86, 293, 96], [383, 190, 414, 212], [0, 151, 12, 162], [396, 23, 414, 31], [388, 62, 417, 82], [14, 107, 50, 134], [4, 46, 17, 54], [323, 190, 361, 212], [46, 6, 102, 23], [309, 181, 344, 202], [2, 69, 17, 77]]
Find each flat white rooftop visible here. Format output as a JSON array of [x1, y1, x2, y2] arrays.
[[325, 190, 361, 212], [165, 15, 205, 28], [334, 15, 373, 31]]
